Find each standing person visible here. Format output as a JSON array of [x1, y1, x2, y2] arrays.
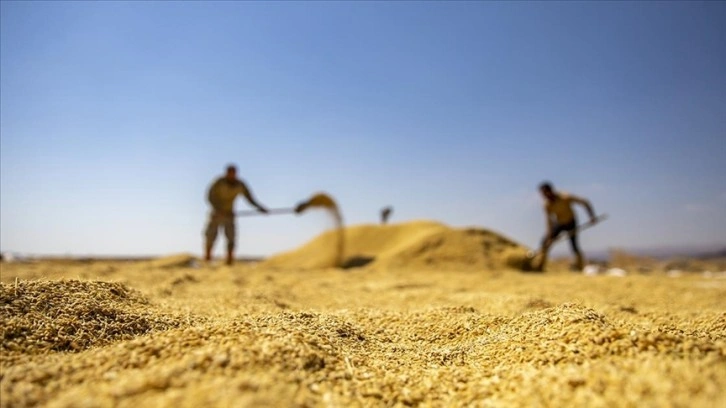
[[205, 165, 268, 265], [380, 206, 393, 225], [536, 182, 597, 272]]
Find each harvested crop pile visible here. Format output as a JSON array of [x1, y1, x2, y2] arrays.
[[0, 260, 724, 407], [0, 280, 187, 366], [262, 220, 529, 270], [381, 227, 529, 270], [262, 220, 446, 269], [2, 303, 723, 407]]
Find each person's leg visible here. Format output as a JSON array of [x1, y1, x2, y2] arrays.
[[223, 217, 236, 266], [568, 231, 584, 270], [536, 232, 557, 272], [204, 216, 220, 262], [536, 239, 551, 271], [536, 223, 569, 271]]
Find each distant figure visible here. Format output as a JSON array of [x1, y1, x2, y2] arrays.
[[205, 165, 268, 265], [381, 206, 393, 224], [536, 182, 597, 272]]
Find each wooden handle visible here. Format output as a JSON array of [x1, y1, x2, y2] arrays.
[[236, 208, 296, 217]]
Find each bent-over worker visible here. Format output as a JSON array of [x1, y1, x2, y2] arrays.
[[536, 182, 597, 272]]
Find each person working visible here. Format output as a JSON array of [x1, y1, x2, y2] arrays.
[[381, 206, 393, 224], [204, 164, 268, 265], [536, 182, 597, 271]]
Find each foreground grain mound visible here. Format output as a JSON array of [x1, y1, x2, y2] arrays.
[[3, 303, 724, 407], [262, 220, 529, 270], [1, 261, 724, 407], [0, 280, 187, 366]]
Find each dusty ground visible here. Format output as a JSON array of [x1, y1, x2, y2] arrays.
[[1, 223, 725, 407]]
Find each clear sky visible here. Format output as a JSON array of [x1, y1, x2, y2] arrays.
[[1, 1, 725, 258]]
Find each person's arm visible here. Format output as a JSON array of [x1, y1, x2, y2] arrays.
[[238, 181, 268, 213], [571, 195, 597, 222]]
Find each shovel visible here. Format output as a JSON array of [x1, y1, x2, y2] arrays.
[[236, 208, 296, 217], [235, 193, 341, 219], [521, 214, 609, 272], [234, 192, 345, 268]]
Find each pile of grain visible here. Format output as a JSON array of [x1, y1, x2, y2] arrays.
[[1, 261, 724, 407], [0, 280, 187, 366], [262, 220, 529, 270], [2, 302, 723, 407]]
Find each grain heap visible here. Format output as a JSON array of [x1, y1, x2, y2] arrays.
[[262, 220, 529, 270], [0, 261, 724, 407], [0, 280, 187, 366]]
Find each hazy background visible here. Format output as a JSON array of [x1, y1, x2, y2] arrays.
[[2, 1, 724, 258]]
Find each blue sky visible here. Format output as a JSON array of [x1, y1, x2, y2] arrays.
[[1, 1, 724, 258]]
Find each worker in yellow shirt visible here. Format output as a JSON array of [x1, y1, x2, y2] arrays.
[[536, 182, 597, 272], [205, 164, 268, 265]]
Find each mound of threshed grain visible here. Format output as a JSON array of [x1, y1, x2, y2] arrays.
[[1, 260, 725, 407], [0, 280, 187, 366], [262, 220, 529, 270], [379, 227, 529, 270]]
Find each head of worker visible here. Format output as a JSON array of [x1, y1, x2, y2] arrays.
[[539, 181, 557, 202], [225, 165, 238, 184]]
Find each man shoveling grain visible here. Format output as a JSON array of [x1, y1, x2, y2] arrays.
[[204, 164, 268, 265], [535, 182, 597, 272]]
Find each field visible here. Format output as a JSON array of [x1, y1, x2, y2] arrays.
[[1, 221, 725, 407]]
